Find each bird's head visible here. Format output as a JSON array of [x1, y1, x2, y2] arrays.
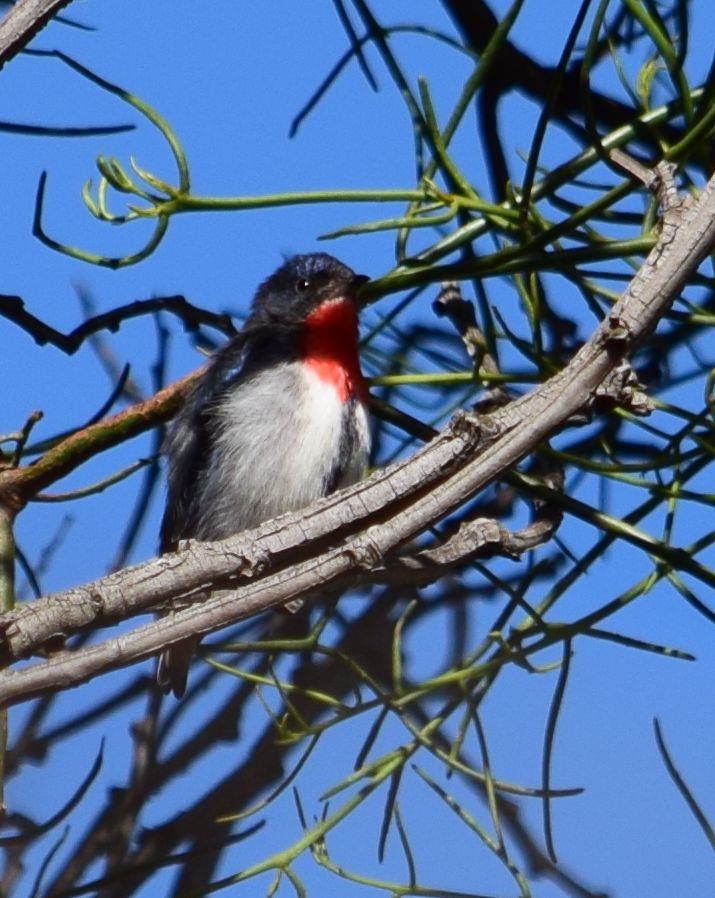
[[251, 253, 369, 325]]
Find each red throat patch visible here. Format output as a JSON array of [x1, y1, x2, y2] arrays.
[[300, 298, 367, 403]]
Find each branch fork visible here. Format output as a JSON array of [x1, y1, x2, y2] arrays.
[[0, 156, 713, 705]]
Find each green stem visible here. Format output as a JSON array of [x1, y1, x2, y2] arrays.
[[369, 371, 537, 387], [169, 187, 428, 214], [207, 755, 403, 892]]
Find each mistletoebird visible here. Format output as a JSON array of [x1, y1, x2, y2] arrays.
[[158, 253, 371, 696]]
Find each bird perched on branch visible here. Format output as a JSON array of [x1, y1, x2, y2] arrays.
[[158, 253, 371, 697]]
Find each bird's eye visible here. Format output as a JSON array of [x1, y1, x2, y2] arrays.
[[296, 277, 310, 293]]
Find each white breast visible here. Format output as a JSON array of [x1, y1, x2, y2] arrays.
[[294, 364, 348, 486], [191, 361, 369, 540]]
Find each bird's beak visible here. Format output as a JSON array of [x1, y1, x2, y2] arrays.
[[350, 274, 370, 308]]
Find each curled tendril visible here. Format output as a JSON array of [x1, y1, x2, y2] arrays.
[[34, 171, 170, 269], [28, 47, 188, 268]]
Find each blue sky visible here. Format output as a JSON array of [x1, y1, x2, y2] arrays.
[[2, 2, 714, 896]]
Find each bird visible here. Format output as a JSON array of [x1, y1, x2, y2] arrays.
[[157, 253, 372, 697]]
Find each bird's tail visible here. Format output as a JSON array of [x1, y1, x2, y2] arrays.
[[157, 637, 199, 698]]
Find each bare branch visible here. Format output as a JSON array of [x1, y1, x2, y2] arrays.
[[0, 368, 202, 511], [0, 162, 712, 706], [0, 0, 75, 69], [0, 293, 236, 355]]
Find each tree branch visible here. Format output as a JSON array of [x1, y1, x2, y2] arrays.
[[0, 368, 202, 511], [0, 293, 236, 355], [0, 162, 713, 707], [0, 0, 75, 69], [444, 0, 688, 151]]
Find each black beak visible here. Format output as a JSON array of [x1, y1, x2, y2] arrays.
[[351, 273, 370, 307]]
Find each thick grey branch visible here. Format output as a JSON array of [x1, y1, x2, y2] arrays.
[[1, 164, 713, 706], [0, 412, 489, 662], [0, 0, 74, 69], [376, 496, 563, 587]]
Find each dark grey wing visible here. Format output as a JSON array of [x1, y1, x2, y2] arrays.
[[159, 334, 252, 552]]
